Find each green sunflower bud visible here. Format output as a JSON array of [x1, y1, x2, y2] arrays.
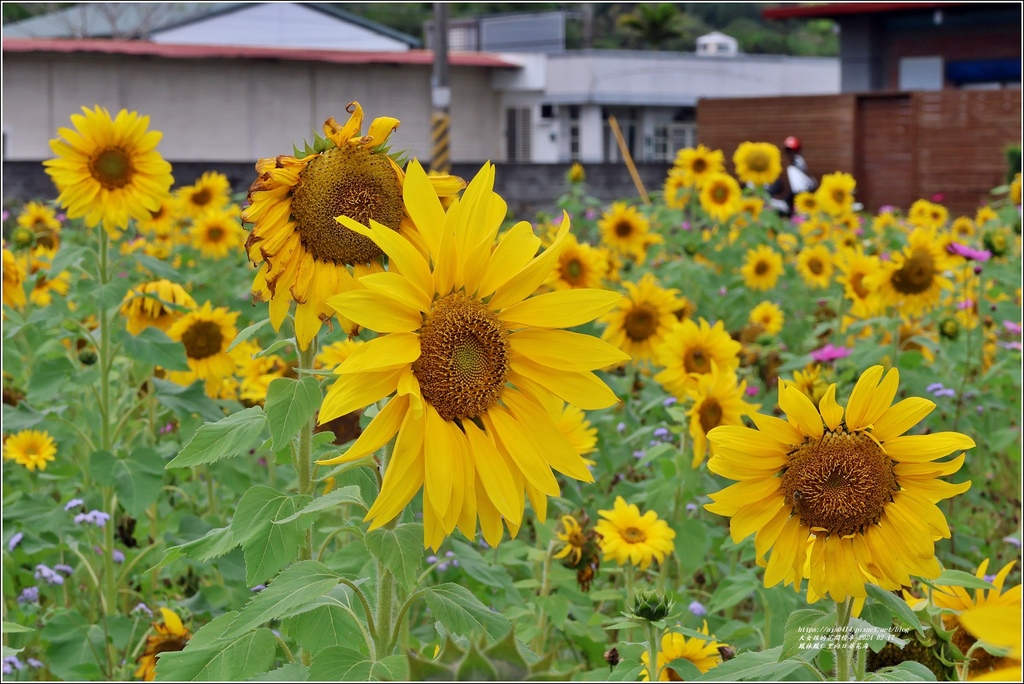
[[939, 317, 960, 340], [982, 230, 1009, 257], [11, 226, 35, 249], [628, 588, 674, 622], [78, 349, 98, 365]]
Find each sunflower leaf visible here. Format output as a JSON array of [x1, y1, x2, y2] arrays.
[[166, 406, 267, 469], [231, 486, 313, 585], [364, 523, 425, 592], [153, 627, 278, 681], [779, 608, 832, 661], [308, 646, 408, 682], [224, 560, 340, 638], [865, 584, 924, 631], [422, 583, 512, 641], [264, 377, 322, 451], [121, 327, 190, 371], [273, 485, 366, 525], [227, 318, 271, 352], [930, 570, 996, 591]]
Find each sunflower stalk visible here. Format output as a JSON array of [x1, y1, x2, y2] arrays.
[[296, 337, 319, 561], [532, 540, 558, 653], [372, 433, 398, 656], [834, 597, 854, 681], [644, 620, 662, 683]]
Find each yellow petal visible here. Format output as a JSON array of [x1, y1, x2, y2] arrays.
[[365, 116, 399, 146], [319, 368, 403, 423], [338, 333, 420, 374], [358, 272, 431, 313], [502, 389, 593, 482], [730, 495, 785, 543], [337, 216, 433, 299], [423, 406, 454, 518], [748, 411, 804, 446], [846, 366, 898, 430], [488, 215, 570, 310], [498, 289, 622, 329], [365, 413, 425, 528], [477, 221, 540, 298], [818, 385, 843, 431], [403, 160, 445, 256], [317, 394, 409, 465], [778, 383, 823, 440], [706, 425, 789, 459], [509, 329, 629, 371], [485, 407, 560, 497], [327, 290, 422, 333], [509, 362, 619, 411], [871, 397, 935, 442], [159, 608, 186, 636], [463, 420, 522, 522], [883, 433, 976, 462]]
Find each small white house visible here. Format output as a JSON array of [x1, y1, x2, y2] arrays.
[[696, 31, 740, 57]]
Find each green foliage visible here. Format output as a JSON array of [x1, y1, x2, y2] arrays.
[[166, 406, 267, 469], [231, 487, 313, 584], [422, 583, 513, 641], [264, 377, 322, 450], [407, 630, 568, 681]]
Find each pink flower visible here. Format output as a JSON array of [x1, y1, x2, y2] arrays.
[[946, 242, 991, 262], [810, 344, 852, 363], [1003, 320, 1022, 336]]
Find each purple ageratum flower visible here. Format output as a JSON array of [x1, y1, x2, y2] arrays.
[[1004, 536, 1022, 548], [64, 498, 84, 511], [685, 503, 698, 513], [810, 344, 852, 363], [133, 603, 154, 617], [74, 510, 110, 527], [27, 658, 44, 669], [688, 600, 707, 617], [653, 427, 670, 440], [933, 388, 957, 398], [54, 564, 74, 576], [946, 242, 991, 262], [34, 564, 64, 586], [616, 422, 627, 434], [3, 656, 25, 674], [1000, 341, 1023, 351], [633, 450, 646, 460], [8, 532, 24, 551], [663, 397, 677, 407], [926, 382, 945, 393], [445, 551, 455, 559], [681, 221, 692, 232], [1004, 320, 1022, 336], [437, 562, 450, 572], [18, 586, 39, 604], [112, 549, 125, 564], [426, 555, 438, 564]]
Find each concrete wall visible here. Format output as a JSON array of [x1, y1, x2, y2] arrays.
[[2, 52, 503, 164]]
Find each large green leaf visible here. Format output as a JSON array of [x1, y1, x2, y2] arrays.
[[264, 377, 322, 450], [931, 570, 996, 591], [779, 608, 833, 661], [90, 448, 164, 517], [227, 318, 272, 352], [151, 526, 240, 571], [283, 604, 367, 654], [41, 610, 106, 681], [166, 406, 267, 469], [274, 485, 366, 525], [422, 583, 511, 641], [865, 584, 924, 631], [231, 486, 311, 585], [28, 356, 76, 403], [692, 646, 807, 681], [121, 327, 190, 371], [364, 523, 424, 592], [224, 561, 340, 637], [448, 540, 515, 590], [308, 646, 408, 682], [153, 379, 224, 422], [154, 628, 278, 681]]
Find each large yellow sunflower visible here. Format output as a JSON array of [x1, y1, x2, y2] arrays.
[[705, 366, 975, 603], [44, 105, 173, 238], [546, 233, 608, 290], [740, 244, 784, 291], [869, 227, 954, 316], [315, 160, 626, 549], [165, 302, 240, 396], [815, 172, 856, 217], [599, 201, 660, 261], [601, 273, 681, 365], [176, 171, 231, 218], [796, 244, 835, 289], [120, 279, 197, 335], [242, 102, 465, 350], [749, 300, 784, 335], [2, 248, 27, 310], [685, 365, 758, 468], [673, 144, 725, 188], [17, 201, 62, 250], [3, 429, 57, 472], [135, 607, 191, 681], [733, 141, 782, 186], [189, 205, 245, 260], [699, 173, 742, 223], [641, 623, 727, 681], [654, 317, 742, 399], [595, 496, 675, 571]]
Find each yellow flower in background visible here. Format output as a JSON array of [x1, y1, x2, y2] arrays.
[[950, 216, 976, 240], [909, 199, 949, 229], [17, 201, 62, 250], [165, 302, 240, 396], [3, 429, 57, 471], [641, 623, 727, 681], [706, 366, 974, 602], [595, 496, 675, 571], [815, 172, 856, 217], [599, 201, 659, 261], [836, 249, 882, 319], [699, 173, 742, 223], [177, 171, 231, 218], [740, 196, 765, 220], [796, 244, 834, 289], [2, 248, 27, 310], [799, 216, 830, 244], [315, 161, 626, 549], [662, 168, 692, 209], [601, 273, 681, 365], [870, 227, 953, 316], [135, 607, 191, 681], [789, 364, 829, 406], [44, 105, 174, 238], [749, 301, 784, 335], [673, 144, 724, 188], [1009, 173, 1021, 206], [740, 244, 784, 291], [733, 141, 782, 186], [189, 206, 245, 260], [554, 514, 589, 565], [315, 338, 365, 371], [25, 247, 71, 307], [120, 279, 197, 335], [241, 102, 465, 351], [136, 194, 177, 236], [685, 365, 758, 468], [775, 232, 799, 254], [654, 317, 742, 399], [794, 192, 819, 215], [567, 161, 585, 184], [554, 403, 598, 458], [547, 233, 608, 290], [238, 350, 292, 406], [974, 205, 998, 227], [872, 210, 900, 233]]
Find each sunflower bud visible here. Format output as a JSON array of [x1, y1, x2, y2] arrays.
[[939, 317, 960, 340], [11, 226, 35, 249], [982, 230, 1009, 257], [78, 349, 98, 366], [628, 588, 674, 622]]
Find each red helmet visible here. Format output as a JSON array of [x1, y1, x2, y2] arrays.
[[784, 136, 801, 151]]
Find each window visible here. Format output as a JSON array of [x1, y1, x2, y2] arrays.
[[506, 107, 532, 162], [652, 123, 696, 162], [568, 105, 580, 161]]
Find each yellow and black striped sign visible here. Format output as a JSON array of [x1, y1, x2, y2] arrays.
[[430, 112, 450, 175]]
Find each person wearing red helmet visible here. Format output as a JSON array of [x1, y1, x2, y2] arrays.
[[770, 135, 817, 216]]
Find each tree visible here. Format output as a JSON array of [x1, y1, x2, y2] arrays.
[[616, 3, 684, 49]]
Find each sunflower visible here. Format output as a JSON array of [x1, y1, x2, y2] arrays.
[[595, 496, 675, 571], [733, 141, 782, 186], [794, 192, 819, 216], [909, 199, 948, 229], [789, 364, 829, 406], [699, 173, 742, 223], [641, 623, 727, 681], [25, 247, 71, 307], [705, 365, 975, 603], [974, 206, 998, 227], [176, 171, 231, 218], [242, 102, 465, 351], [599, 202, 660, 261], [135, 607, 191, 681], [950, 216, 976, 240], [749, 301, 784, 335], [836, 249, 882, 319], [685, 365, 758, 468], [1011, 173, 1022, 206], [871, 210, 900, 234], [601, 273, 681, 365], [740, 244, 784, 291], [238, 349, 292, 406], [315, 161, 626, 549], [315, 338, 364, 371], [796, 244, 834, 289], [567, 162, 586, 184], [776, 232, 799, 254], [673, 145, 725, 188], [165, 302, 240, 396], [741, 196, 765, 220], [654, 317, 742, 398], [17, 201, 62, 249], [547, 233, 608, 290], [800, 216, 831, 244], [555, 403, 598, 457], [44, 105, 173, 238], [960, 603, 1022, 682], [137, 194, 177, 236], [2, 248, 27, 310], [870, 227, 954, 316], [554, 514, 590, 565], [189, 206, 245, 260], [815, 172, 856, 217], [662, 168, 692, 210], [3, 429, 57, 471], [120, 279, 197, 335]]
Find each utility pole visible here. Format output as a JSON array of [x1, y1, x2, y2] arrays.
[[430, 3, 451, 174]]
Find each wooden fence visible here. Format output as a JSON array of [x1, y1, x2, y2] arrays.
[[697, 90, 1021, 215]]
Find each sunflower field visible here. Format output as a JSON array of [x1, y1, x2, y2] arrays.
[[2, 103, 1021, 683]]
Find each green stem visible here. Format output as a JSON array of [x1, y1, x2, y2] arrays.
[[834, 598, 854, 681], [372, 432, 397, 655], [645, 622, 662, 683], [532, 540, 557, 653], [854, 641, 866, 681], [296, 338, 318, 561]]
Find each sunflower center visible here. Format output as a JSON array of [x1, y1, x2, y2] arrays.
[[891, 249, 936, 295], [808, 257, 824, 275], [207, 226, 224, 242], [614, 220, 634, 238], [832, 189, 846, 204], [564, 257, 584, 282], [747, 151, 769, 172], [624, 305, 658, 342], [568, 530, 587, 547], [698, 397, 724, 434], [781, 430, 898, 537], [712, 185, 728, 203], [90, 148, 134, 189], [850, 272, 871, 299], [755, 260, 770, 276], [291, 145, 403, 265], [180, 320, 224, 360], [190, 188, 212, 207], [683, 347, 711, 374], [621, 526, 646, 544], [413, 292, 510, 421]]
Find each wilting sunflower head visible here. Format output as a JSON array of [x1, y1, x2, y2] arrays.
[[44, 105, 174, 238], [120, 279, 197, 336], [706, 365, 975, 603], [315, 160, 625, 550], [815, 172, 856, 217], [641, 624, 727, 681], [733, 141, 782, 186], [595, 496, 676, 571], [135, 607, 191, 681], [3, 429, 57, 472], [242, 102, 465, 351]]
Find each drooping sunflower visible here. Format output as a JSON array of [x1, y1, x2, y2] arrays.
[[554, 514, 590, 565], [601, 273, 681, 365], [654, 317, 742, 399], [733, 141, 782, 186], [315, 161, 626, 549], [641, 623, 727, 681], [165, 302, 240, 396], [836, 249, 882, 319], [869, 227, 954, 316], [740, 244, 784, 291], [176, 171, 231, 218], [815, 172, 856, 217], [595, 496, 675, 571], [749, 300, 784, 335], [135, 607, 191, 681], [241, 102, 465, 350], [546, 233, 608, 290], [44, 105, 174, 238], [699, 173, 742, 223], [120, 279, 197, 335], [599, 201, 659, 261], [673, 144, 725, 188], [705, 366, 975, 603], [2, 248, 27, 310], [685, 365, 758, 468], [17, 201, 62, 249], [796, 244, 835, 289], [189, 206, 245, 260], [3, 429, 57, 472]]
